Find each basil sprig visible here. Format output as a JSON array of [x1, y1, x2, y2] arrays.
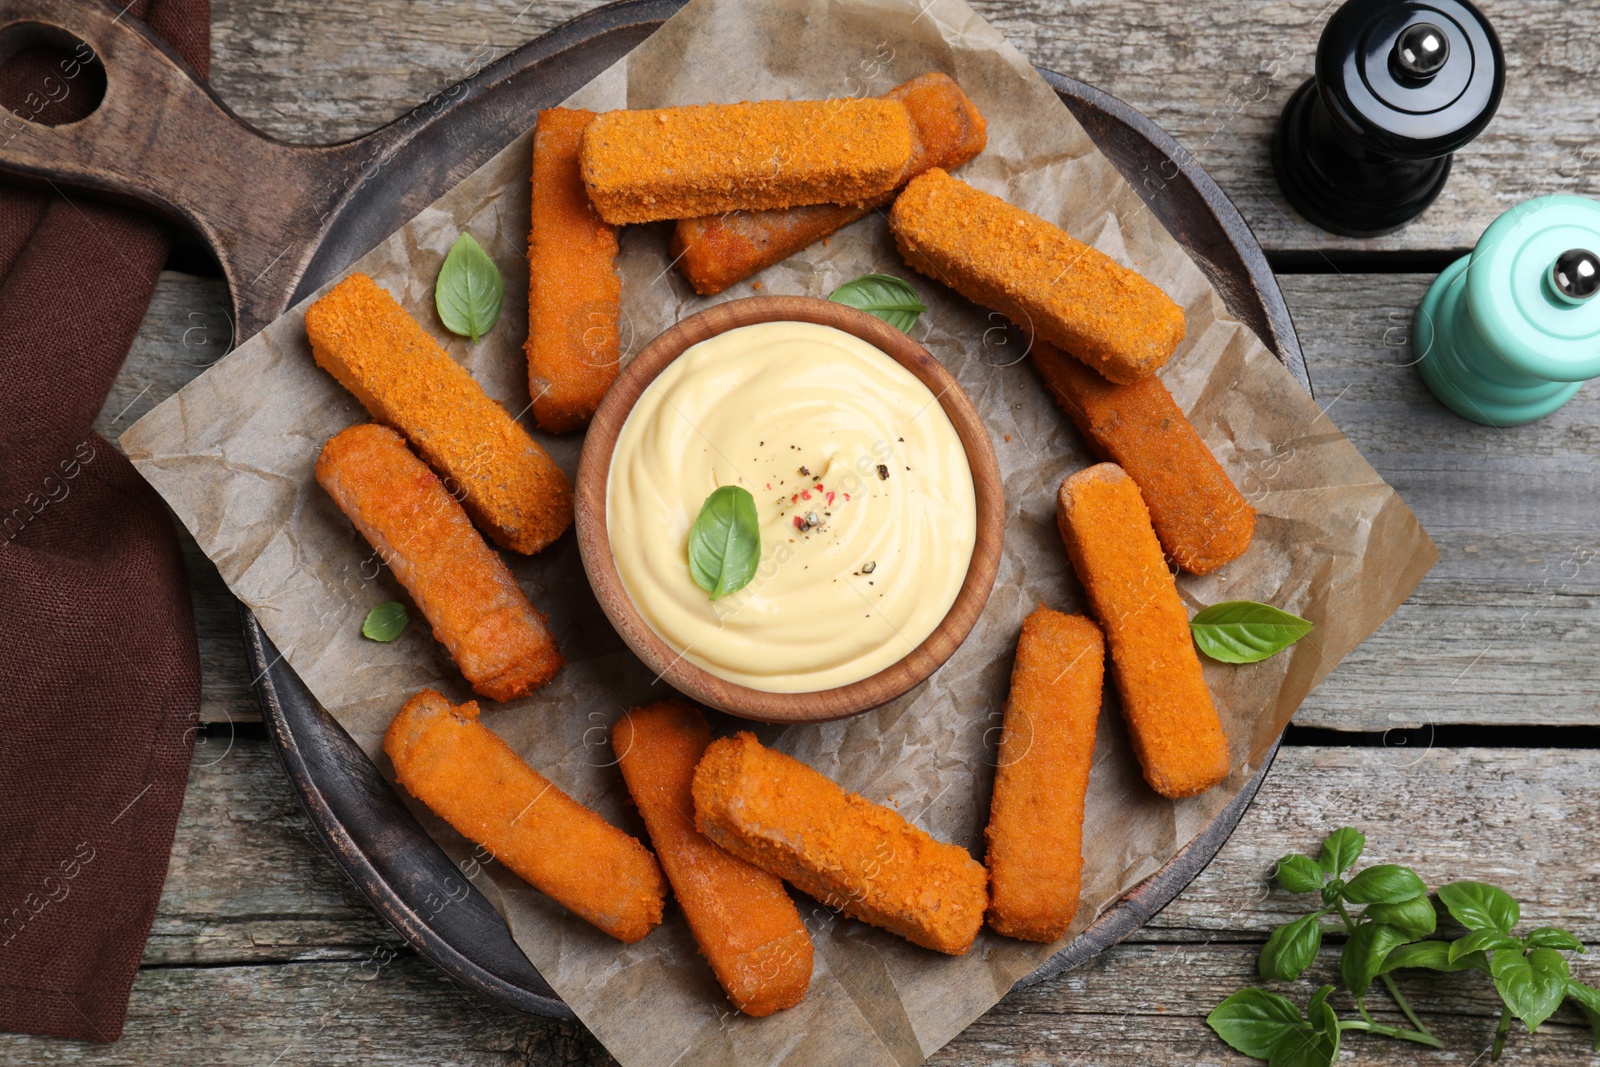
[[1190, 600, 1313, 663], [828, 273, 927, 332], [435, 232, 503, 343], [361, 601, 409, 642], [687, 486, 760, 600], [1208, 826, 1600, 1065]]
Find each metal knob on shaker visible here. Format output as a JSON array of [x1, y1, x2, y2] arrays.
[[1414, 195, 1600, 426], [1272, 0, 1505, 237]]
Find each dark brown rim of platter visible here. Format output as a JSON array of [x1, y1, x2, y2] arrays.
[[575, 296, 1006, 723]]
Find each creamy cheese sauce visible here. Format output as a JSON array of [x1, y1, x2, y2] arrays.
[[606, 320, 977, 693]]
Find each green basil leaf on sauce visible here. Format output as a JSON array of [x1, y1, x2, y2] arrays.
[[828, 273, 927, 332], [435, 233, 503, 343], [688, 486, 761, 600], [362, 601, 409, 642], [1189, 601, 1314, 664]]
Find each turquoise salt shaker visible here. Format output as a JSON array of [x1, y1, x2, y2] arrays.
[[1414, 194, 1600, 426]]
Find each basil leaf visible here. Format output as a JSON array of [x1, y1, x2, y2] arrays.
[[1189, 600, 1314, 663], [1319, 827, 1365, 877], [1274, 854, 1324, 894], [1566, 980, 1600, 1051], [361, 601, 409, 642], [1261, 912, 1325, 981], [1343, 864, 1428, 905], [1208, 988, 1305, 1059], [1438, 880, 1520, 934], [828, 273, 927, 332], [687, 485, 761, 600], [1363, 895, 1437, 938], [435, 233, 503, 343], [1269, 1025, 1337, 1067], [1450, 929, 1521, 964], [1307, 994, 1342, 1055], [1341, 922, 1411, 997], [1381, 939, 1489, 975], [1525, 927, 1585, 952], [1492, 948, 1569, 1032]]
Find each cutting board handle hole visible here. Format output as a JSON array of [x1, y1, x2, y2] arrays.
[[0, 22, 105, 129]]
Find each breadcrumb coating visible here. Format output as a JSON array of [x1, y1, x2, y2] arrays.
[[527, 108, 621, 433], [580, 98, 916, 224], [1056, 464, 1230, 799], [890, 169, 1185, 383], [984, 608, 1104, 943], [692, 732, 987, 956], [385, 689, 665, 942], [672, 73, 988, 295], [316, 423, 560, 701], [305, 272, 572, 554], [614, 702, 812, 1015], [1032, 340, 1254, 574]]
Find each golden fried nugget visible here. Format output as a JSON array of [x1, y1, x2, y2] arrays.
[[579, 98, 916, 224], [614, 702, 812, 1015], [385, 689, 665, 942], [305, 272, 572, 554], [1056, 464, 1230, 798], [984, 608, 1104, 943], [317, 424, 560, 701], [1032, 340, 1254, 574], [692, 732, 987, 955], [890, 169, 1185, 383], [672, 73, 988, 295], [527, 108, 621, 434]]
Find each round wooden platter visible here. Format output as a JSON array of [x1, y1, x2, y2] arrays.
[[575, 295, 1007, 723], [0, 0, 1305, 1023]]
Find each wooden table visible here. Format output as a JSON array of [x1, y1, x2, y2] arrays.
[[6, 0, 1597, 1062]]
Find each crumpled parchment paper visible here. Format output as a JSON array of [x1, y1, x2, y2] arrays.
[[121, 0, 1437, 1063]]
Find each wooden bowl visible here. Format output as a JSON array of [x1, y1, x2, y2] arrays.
[[574, 296, 1004, 723]]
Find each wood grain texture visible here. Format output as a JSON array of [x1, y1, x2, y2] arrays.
[[202, 0, 1600, 257], [3, 744, 1593, 1063], [1278, 274, 1600, 730], [574, 295, 1005, 722]]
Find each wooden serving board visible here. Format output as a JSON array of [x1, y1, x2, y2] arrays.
[[0, 0, 1309, 1022]]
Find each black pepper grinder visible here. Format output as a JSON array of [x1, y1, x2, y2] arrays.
[[1272, 0, 1505, 237]]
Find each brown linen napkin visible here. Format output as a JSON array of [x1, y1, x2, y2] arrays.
[[0, 0, 208, 1042]]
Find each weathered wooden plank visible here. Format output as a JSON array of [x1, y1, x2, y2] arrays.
[[148, 738, 401, 966], [1278, 274, 1600, 729], [3, 746, 1591, 1060], [143, 743, 1600, 968], [6, 938, 1594, 1064], [1147, 747, 1600, 941], [200, 0, 1600, 256]]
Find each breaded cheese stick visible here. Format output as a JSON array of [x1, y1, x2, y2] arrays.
[[385, 689, 665, 942], [1056, 464, 1230, 798], [579, 98, 916, 224], [317, 424, 561, 701], [527, 108, 621, 434], [984, 608, 1104, 942], [1032, 340, 1255, 574], [890, 169, 1185, 383], [692, 732, 987, 956], [672, 73, 988, 295], [305, 272, 572, 554], [614, 702, 812, 1015]]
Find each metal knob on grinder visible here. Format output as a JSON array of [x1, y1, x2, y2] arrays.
[[1272, 0, 1504, 237], [1414, 195, 1600, 426]]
